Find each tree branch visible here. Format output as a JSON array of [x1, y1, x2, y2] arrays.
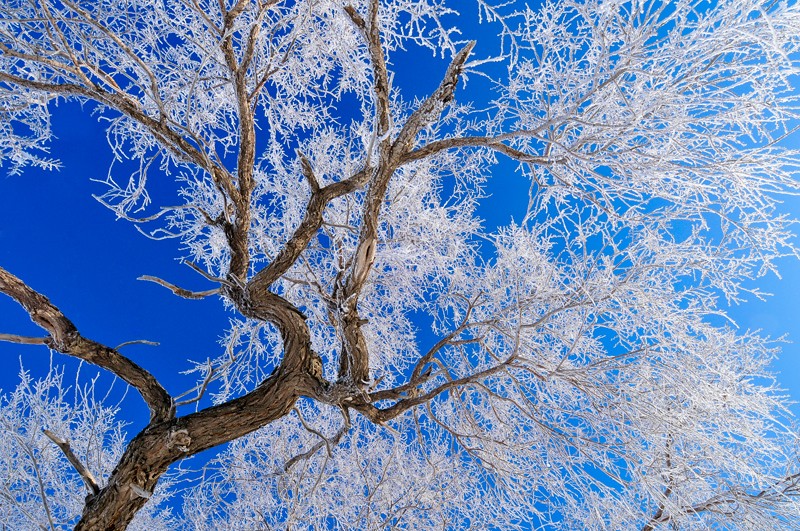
[[641, 471, 800, 530], [334, 42, 476, 386], [114, 339, 160, 350], [351, 354, 515, 425], [0, 333, 48, 345], [0, 71, 239, 207], [401, 135, 563, 166], [345, 1, 392, 139], [217, 2, 259, 280], [389, 42, 475, 160], [0, 266, 173, 423], [249, 166, 373, 290], [42, 429, 101, 496], [137, 275, 221, 300], [77, 286, 326, 529], [282, 407, 351, 474]]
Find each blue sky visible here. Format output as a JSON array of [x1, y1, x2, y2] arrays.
[[1, 66, 799, 452], [0, 3, 799, 526], [0, 101, 232, 426]]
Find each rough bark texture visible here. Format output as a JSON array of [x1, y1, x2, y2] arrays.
[[76, 368, 307, 530]]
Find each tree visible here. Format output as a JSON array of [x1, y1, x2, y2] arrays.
[[1, 0, 800, 528]]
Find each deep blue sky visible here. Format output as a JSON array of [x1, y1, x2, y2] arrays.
[[1, 100, 799, 434], [0, 0, 799, 474], [0, 101, 233, 427]]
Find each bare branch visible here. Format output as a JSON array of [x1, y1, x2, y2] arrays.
[[175, 359, 215, 408], [0, 266, 173, 422], [114, 339, 160, 350], [42, 429, 101, 497], [0, 333, 49, 345], [183, 260, 232, 285], [297, 150, 320, 193], [137, 275, 220, 300]]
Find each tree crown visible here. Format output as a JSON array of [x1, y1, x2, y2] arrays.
[[1, 0, 800, 528]]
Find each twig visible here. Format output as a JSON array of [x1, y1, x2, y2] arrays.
[[296, 150, 320, 192], [0, 334, 48, 345], [138, 275, 220, 300], [175, 358, 216, 407], [42, 429, 100, 496], [114, 339, 160, 350], [281, 407, 351, 473], [176, 331, 239, 409], [183, 260, 232, 286], [89, 200, 187, 223]]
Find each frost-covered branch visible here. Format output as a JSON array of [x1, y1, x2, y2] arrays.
[[2, 0, 800, 528]]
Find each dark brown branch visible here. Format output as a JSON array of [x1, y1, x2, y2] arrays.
[[249, 167, 372, 290], [76, 367, 301, 530], [0, 266, 173, 423], [217, 2, 258, 281], [351, 355, 515, 425], [77, 286, 326, 529], [42, 429, 101, 496]]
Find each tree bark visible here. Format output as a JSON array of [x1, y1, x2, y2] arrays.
[[76, 367, 305, 530]]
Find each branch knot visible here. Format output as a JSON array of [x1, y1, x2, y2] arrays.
[[167, 428, 192, 453]]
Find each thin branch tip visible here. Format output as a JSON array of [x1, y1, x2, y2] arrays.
[[138, 274, 220, 300], [114, 339, 160, 350], [0, 333, 49, 345]]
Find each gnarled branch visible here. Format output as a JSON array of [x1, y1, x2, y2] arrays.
[[0, 266, 173, 423]]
